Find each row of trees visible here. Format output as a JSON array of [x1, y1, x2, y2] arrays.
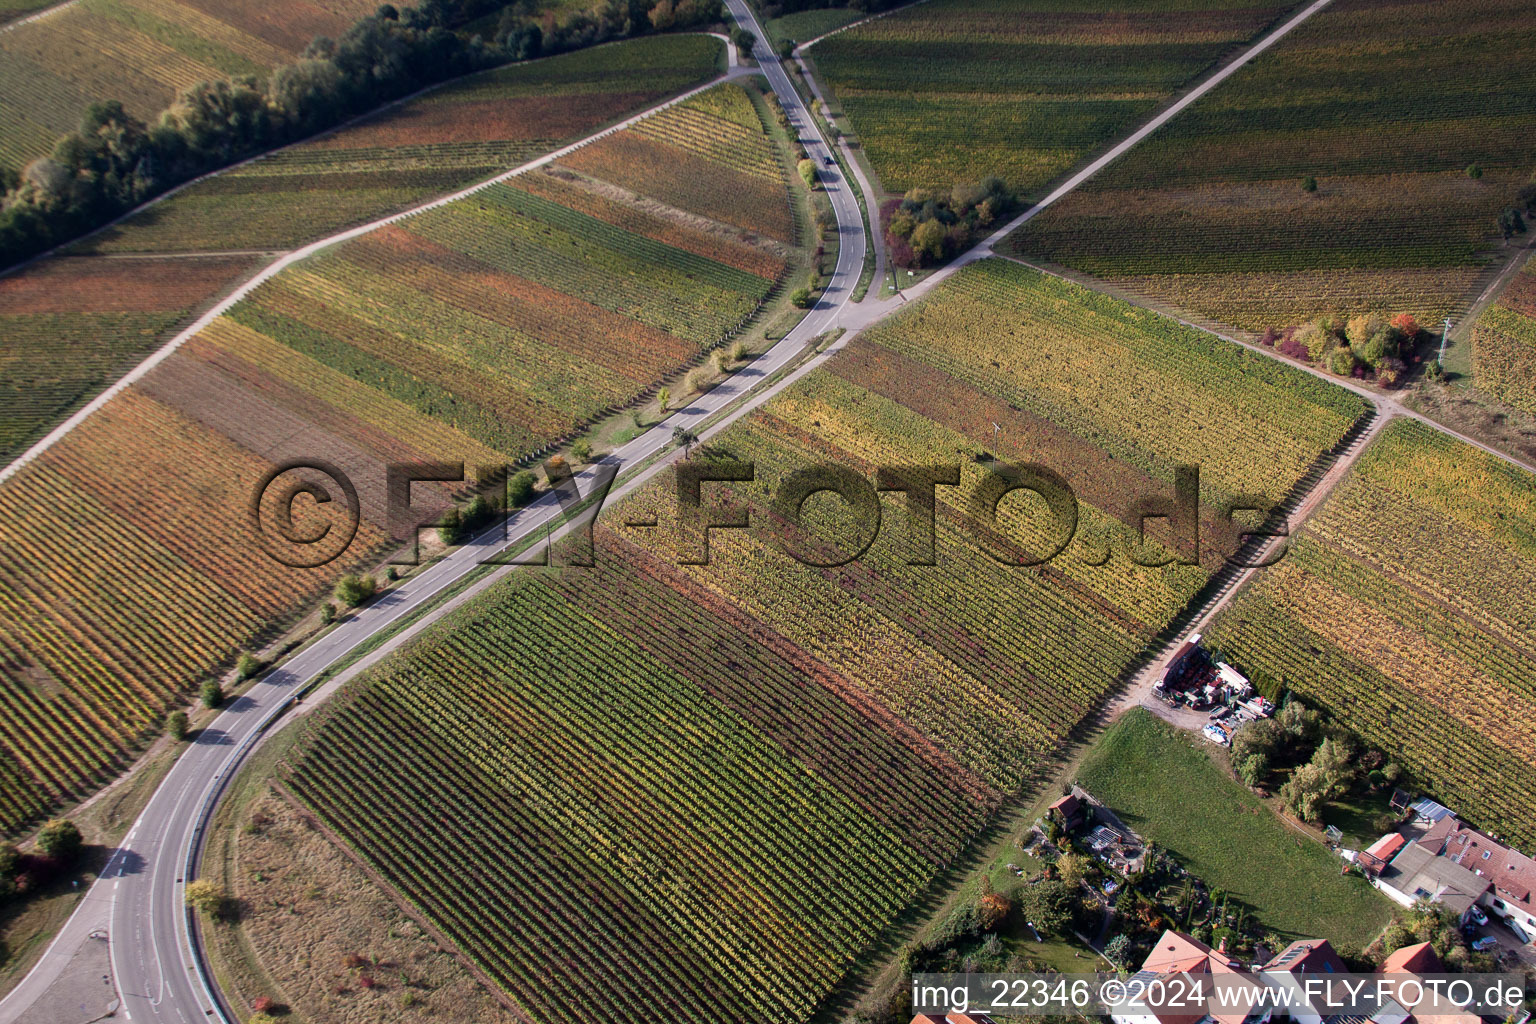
[[0, 0, 722, 269], [884, 177, 1015, 268], [0, 819, 84, 918]]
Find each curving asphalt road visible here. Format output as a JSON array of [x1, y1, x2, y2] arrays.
[[0, 11, 863, 1023]]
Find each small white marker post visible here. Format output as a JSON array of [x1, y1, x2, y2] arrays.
[[1441, 316, 1452, 364]]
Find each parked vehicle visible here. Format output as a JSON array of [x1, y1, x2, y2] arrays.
[[1469, 905, 1488, 926], [1471, 934, 1498, 952]]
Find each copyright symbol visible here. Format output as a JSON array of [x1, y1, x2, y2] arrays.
[[1102, 979, 1127, 1006], [250, 460, 360, 569]]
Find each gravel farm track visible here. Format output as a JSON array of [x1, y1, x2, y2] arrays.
[[2, 0, 1533, 1020]]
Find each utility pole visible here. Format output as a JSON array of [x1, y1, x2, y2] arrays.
[[1440, 316, 1452, 364]]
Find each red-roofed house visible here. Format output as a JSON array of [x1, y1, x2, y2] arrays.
[[1049, 791, 1087, 831], [910, 1014, 997, 1024], [1435, 821, 1536, 943], [1379, 941, 1443, 975], [1358, 833, 1407, 877], [1261, 939, 1347, 1024], [1112, 930, 1272, 1024]]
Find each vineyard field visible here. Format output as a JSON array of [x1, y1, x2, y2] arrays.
[[1471, 260, 1536, 414], [1008, 0, 1536, 332], [285, 258, 1367, 1022], [0, 254, 255, 461], [0, 78, 793, 835], [810, 0, 1291, 195], [79, 35, 725, 253], [1208, 418, 1536, 852], [0, 0, 376, 175]]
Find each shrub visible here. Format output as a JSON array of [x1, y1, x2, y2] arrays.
[[658, 386, 672, 412], [685, 367, 709, 393], [36, 819, 83, 860], [571, 439, 593, 463], [166, 711, 189, 741], [185, 879, 229, 916], [790, 287, 812, 308], [236, 653, 261, 681], [798, 159, 818, 190], [1466, 163, 1482, 179], [507, 470, 537, 508], [200, 680, 224, 709], [730, 340, 748, 363], [437, 508, 465, 546], [1301, 176, 1318, 192], [333, 574, 376, 607], [320, 601, 337, 625]]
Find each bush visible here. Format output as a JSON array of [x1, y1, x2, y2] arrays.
[[185, 879, 230, 917], [1466, 163, 1482, 179], [571, 439, 593, 463], [507, 470, 537, 508], [200, 680, 224, 709], [235, 653, 261, 681], [319, 601, 337, 625], [166, 711, 189, 741], [1301, 175, 1317, 192], [36, 819, 82, 861], [798, 158, 818, 190], [729, 27, 755, 53], [333, 574, 376, 607], [790, 287, 812, 308], [437, 507, 465, 546]]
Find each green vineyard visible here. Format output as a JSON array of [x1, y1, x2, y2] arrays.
[[1008, 0, 1536, 331], [811, 0, 1291, 194]]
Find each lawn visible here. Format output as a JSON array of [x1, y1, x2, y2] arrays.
[[1078, 708, 1391, 949]]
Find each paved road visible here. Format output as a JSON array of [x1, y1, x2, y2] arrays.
[[0, 17, 861, 1023]]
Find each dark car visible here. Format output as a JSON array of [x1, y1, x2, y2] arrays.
[[824, 157, 834, 166]]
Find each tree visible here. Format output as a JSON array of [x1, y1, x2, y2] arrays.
[[437, 507, 464, 546], [1231, 717, 1284, 764], [320, 601, 337, 625], [167, 711, 189, 741], [672, 425, 698, 457], [911, 218, 946, 262], [1104, 933, 1132, 967], [976, 879, 1013, 931], [1277, 698, 1320, 742], [1015, 879, 1076, 937], [1466, 163, 1482, 179], [0, 843, 20, 879], [333, 573, 376, 607], [201, 680, 224, 709], [236, 652, 261, 681], [1499, 206, 1527, 239], [36, 818, 82, 861], [184, 879, 229, 917], [798, 158, 818, 190], [657, 386, 672, 413], [571, 439, 593, 463], [1280, 762, 1330, 821], [1310, 735, 1357, 798], [790, 287, 812, 308], [1301, 175, 1317, 192], [1056, 852, 1090, 888], [507, 470, 537, 507], [1235, 751, 1268, 787]]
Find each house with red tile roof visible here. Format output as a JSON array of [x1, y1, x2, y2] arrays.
[[1261, 939, 1348, 1024], [1428, 821, 1536, 944], [911, 1014, 997, 1024], [1112, 930, 1273, 1024], [1379, 941, 1442, 975], [1377, 942, 1482, 1024]]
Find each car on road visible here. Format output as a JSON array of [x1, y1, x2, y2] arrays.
[[824, 156, 835, 166]]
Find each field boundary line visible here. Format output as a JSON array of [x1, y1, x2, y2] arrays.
[[794, 0, 935, 52], [0, 0, 77, 33], [0, 68, 734, 487]]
